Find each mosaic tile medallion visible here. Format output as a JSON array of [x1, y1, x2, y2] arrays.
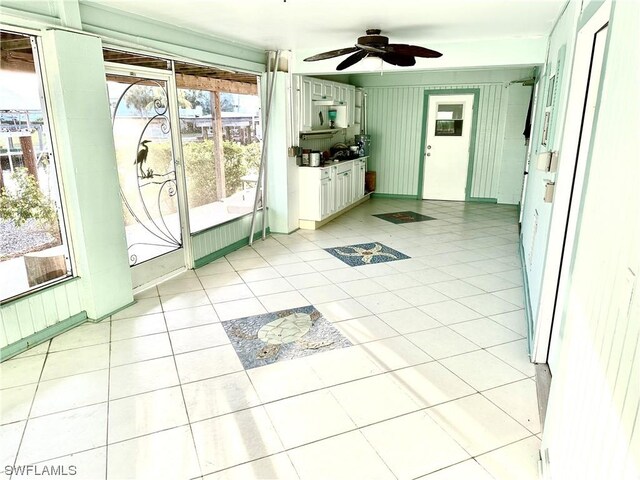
[[324, 242, 410, 267], [222, 305, 352, 369], [373, 211, 436, 224]]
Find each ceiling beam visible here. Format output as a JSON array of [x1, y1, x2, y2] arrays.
[[0, 51, 35, 73], [175, 73, 257, 94]]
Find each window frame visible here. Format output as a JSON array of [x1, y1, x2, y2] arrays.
[[0, 27, 76, 304], [103, 45, 265, 236]]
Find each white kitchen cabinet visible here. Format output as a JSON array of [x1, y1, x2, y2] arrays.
[[342, 86, 350, 104], [294, 75, 357, 131], [320, 176, 334, 218], [334, 162, 353, 210], [322, 83, 333, 99], [299, 166, 333, 221], [298, 157, 369, 227], [333, 85, 341, 102], [311, 79, 323, 99]]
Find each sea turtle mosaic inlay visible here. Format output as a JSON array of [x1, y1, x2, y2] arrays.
[[222, 305, 352, 369], [373, 211, 436, 224], [324, 242, 410, 267]]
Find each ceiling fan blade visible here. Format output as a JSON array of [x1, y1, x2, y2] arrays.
[[386, 44, 443, 58], [355, 43, 386, 54], [336, 50, 368, 71], [381, 52, 416, 67], [304, 47, 359, 62]]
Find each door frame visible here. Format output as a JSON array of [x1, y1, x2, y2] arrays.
[[105, 62, 193, 291], [417, 88, 480, 200], [530, 0, 612, 365]]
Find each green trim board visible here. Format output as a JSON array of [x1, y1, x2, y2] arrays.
[[89, 300, 136, 323], [194, 228, 271, 269], [370, 193, 420, 200], [0, 311, 87, 362], [519, 239, 535, 356], [417, 88, 481, 200], [468, 197, 498, 204]]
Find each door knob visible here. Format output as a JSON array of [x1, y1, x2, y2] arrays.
[[426, 153, 431, 156], [427, 145, 432, 149]]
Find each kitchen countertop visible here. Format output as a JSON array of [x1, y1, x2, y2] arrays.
[[299, 156, 368, 168]]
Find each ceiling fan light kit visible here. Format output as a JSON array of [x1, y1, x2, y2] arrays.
[[303, 29, 442, 71]]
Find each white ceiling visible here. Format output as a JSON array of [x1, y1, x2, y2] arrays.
[[85, 0, 566, 52]]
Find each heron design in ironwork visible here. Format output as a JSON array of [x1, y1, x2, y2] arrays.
[[135, 140, 152, 178]]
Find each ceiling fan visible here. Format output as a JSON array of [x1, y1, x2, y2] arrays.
[[303, 29, 442, 71]]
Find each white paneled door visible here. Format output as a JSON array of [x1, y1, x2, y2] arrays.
[[422, 94, 474, 201]]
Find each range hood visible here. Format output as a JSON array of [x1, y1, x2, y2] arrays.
[[300, 129, 344, 140]]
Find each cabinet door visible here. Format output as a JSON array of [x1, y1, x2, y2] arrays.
[[339, 86, 348, 104], [301, 77, 313, 131], [334, 171, 344, 211], [357, 161, 366, 197], [322, 82, 333, 99], [311, 79, 323, 99], [320, 176, 333, 218], [332, 85, 341, 101], [343, 170, 353, 205]]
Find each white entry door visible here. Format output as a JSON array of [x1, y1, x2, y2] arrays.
[[422, 94, 474, 201]]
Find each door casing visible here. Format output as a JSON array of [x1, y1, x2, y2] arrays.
[[530, 0, 612, 366]]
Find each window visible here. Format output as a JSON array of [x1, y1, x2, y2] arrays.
[[175, 61, 262, 233], [0, 31, 72, 301], [435, 103, 464, 136]]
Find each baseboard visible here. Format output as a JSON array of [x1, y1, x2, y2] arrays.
[[0, 311, 88, 362], [194, 228, 271, 269], [89, 300, 137, 323], [370, 193, 419, 200], [467, 197, 498, 203]]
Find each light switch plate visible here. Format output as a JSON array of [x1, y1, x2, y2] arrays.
[[537, 152, 552, 171], [544, 181, 555, 203]]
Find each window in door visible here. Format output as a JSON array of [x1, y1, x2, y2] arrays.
[[435, 103, 464, 136], [0, 30, 72, 301]]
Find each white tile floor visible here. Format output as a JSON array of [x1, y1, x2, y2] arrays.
[[0, 199, 541, 480]]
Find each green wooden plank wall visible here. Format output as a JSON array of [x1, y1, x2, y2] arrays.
[[191, 210, 266, 262], [363, 83, 509, 198], [0, 279, 83, 349]]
